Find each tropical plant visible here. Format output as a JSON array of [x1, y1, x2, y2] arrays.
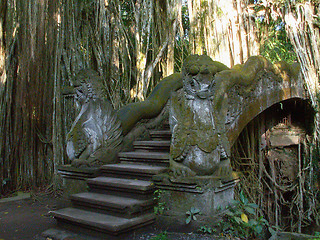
[[220, 191, 269, 239], [154, 189, 166, 215], [185, 207, 201, 224], [197, 225, 216, 234]]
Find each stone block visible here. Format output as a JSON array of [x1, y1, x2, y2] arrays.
[[153, 173, 239, 230], [57, 165, 100, 198], [270, 134, 300, 147]]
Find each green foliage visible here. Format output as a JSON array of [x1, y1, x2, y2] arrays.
[[308, 231, 320, 240], [260, 28, 297, 64], [220, 191, 269, 239], [254, 1, 297, 64], [185, 207, 201, 224], [154, 189, 166, 215], [216, 6, 223, 17], [120, 1, 134, 25], [181, 4, 190, 33], [197, 225, 217, 234], [150, 231, 169, 240], [174, 38, 189, 72], [174, 3, 190, 72]]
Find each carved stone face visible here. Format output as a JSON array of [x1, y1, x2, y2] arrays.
[[182, 55, 218, 99], [75, 85, 88, 106], [73, 69, 103, 109]]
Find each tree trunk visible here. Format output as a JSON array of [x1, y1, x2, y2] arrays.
[[188, 0, 260, 66]]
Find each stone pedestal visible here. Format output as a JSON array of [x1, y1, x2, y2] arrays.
[[57, 165, 100, 198], [153, 172, 239, 230]]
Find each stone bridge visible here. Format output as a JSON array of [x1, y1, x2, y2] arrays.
[[222, 60, 306, 146], [120, 55, 306, 147], [53, 55, 309, 236], [167, 55, 306, 177], [65, 54, 307, 172]]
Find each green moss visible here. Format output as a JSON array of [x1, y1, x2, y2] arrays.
[[117, 73, 182, 135], [118, 54, 300, 139]]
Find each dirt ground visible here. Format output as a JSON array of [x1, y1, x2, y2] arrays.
[[0, 192, 69, 240], [0, 192, 226, 240]]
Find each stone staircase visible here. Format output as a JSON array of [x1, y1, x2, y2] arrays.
[[51, 130, 171, 236]]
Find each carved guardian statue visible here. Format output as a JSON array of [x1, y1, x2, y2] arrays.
[[66, 70, 123, 167], [169, 54, 301, 178], [170, 55, 231, 177]]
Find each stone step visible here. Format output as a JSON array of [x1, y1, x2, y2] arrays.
[[118, 152, 169, 166], [101, 163, 168, 180], [71, 192, 154, 218], [57, 165, 100, 180], [87, 176, 155, 198], [149, 130, 171, 140], [133, 140, 170, 152], [52, 207, 155, 235]]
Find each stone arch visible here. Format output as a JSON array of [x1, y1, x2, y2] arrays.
[[226, 73, 307, 147], [231, 96, 314, 231], [232, 97, 314, 154]]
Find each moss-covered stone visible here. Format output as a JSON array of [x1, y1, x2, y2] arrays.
[[169, 54, 304, 177], [66, 55, 304, 171], [117, 73, 182, 135]]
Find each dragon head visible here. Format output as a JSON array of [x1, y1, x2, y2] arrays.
[[72, 69, 107, 109], [182, 55, 219, 100]]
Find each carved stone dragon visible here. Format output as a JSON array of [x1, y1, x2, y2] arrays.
[[66, 70, 123, 167], [66, 69, 182, 167]]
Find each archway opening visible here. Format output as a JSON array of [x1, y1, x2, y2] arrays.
[[231, 98, 316, 232]]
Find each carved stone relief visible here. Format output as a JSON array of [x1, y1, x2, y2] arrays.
[[169, 54, 302, 177]]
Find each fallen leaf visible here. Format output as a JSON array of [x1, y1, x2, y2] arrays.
[[241, 213, 249, 223]]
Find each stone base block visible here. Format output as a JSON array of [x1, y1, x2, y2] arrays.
[[153, 172, 239, 230], [57, 165, 100, 198]]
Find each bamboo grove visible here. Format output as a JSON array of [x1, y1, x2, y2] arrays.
[[0, 0, 320, 233]]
